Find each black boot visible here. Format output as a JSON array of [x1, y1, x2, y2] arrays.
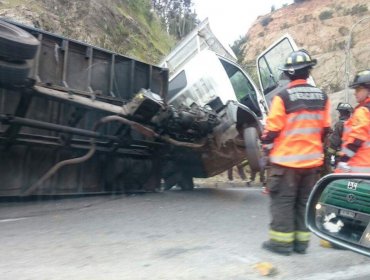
[[293, 241, 308, 254], [262, 241, 292, 256]]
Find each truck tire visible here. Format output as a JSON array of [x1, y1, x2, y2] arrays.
[[0, 59, 30, 85], [0, 20, 39, 60], [243, 127, 261, 172]]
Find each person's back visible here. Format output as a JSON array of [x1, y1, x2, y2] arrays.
[[324, 103, 352, 173], [328, 103, 352, 153], [329, 120, 344, 150]]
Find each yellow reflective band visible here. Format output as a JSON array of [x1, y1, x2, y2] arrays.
[[305, 54, 311, 61], [295, 231, 311, 242], [287, 57, 293, 65], [296, 55, 304, 63], [288, 113, 323, 122], [269, 230, 294, 243], [343, 127, 351, 133], [270, 152, 322, 163], [284, 127, 322, 136], [341, 147, 355, 158]]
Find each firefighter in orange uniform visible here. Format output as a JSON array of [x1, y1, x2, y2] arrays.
[[335, 70, 370, 173], [261, 50, 331, 255]]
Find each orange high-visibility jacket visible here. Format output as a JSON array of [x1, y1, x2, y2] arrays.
[[337, 97, 370, 173], [261, 79, 331, 168]]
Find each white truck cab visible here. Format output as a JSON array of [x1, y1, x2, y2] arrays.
[[161, 19, 269, 174]]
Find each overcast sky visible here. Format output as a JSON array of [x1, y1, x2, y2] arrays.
[[193, 0, 294, 45]]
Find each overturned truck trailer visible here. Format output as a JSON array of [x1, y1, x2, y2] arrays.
[[0, 19, 263, 197]]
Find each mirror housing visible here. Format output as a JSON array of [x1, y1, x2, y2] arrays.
[[306, 173, 370, 257]]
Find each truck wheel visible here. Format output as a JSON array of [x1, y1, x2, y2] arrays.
[[0, 20, 39, 60], [243, 127, 261, 172], [0, 59, 30, 85]]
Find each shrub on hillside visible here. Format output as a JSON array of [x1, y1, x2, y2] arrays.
[[351, 4, 368, 15], [280, 22, 292, 30], [260, 16, 273, 27], [319, 10, 334, 20]]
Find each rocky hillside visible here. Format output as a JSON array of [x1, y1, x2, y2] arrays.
[[242, 0, 370, 96], [0, 0, 175, 64]]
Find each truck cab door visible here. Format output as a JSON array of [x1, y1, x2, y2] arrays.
[[218, 56, 268, 121], [256, 34, 315, 109]]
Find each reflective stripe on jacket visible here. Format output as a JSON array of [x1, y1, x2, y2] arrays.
[[262, 79, 331, 168], [336, 97, 370, 172]]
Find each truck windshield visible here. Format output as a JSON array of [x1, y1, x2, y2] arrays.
[[257, 37, 294, 95], [220, 59, 261, 117]]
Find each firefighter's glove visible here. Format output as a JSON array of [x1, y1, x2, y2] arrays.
[[337, 162, 351, 173]]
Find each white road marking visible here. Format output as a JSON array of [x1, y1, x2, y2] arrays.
[[0, 217, 27, 223]]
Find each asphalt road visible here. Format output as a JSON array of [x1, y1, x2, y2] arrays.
[[0, 185, 369, 280]]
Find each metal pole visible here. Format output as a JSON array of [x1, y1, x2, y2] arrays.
[[344, 16, 370, 103]]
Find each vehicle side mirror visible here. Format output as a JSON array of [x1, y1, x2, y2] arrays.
[[306, 173, 370, 257]]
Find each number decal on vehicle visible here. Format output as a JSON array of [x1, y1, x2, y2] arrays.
[[347, 181, 358, 191]]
